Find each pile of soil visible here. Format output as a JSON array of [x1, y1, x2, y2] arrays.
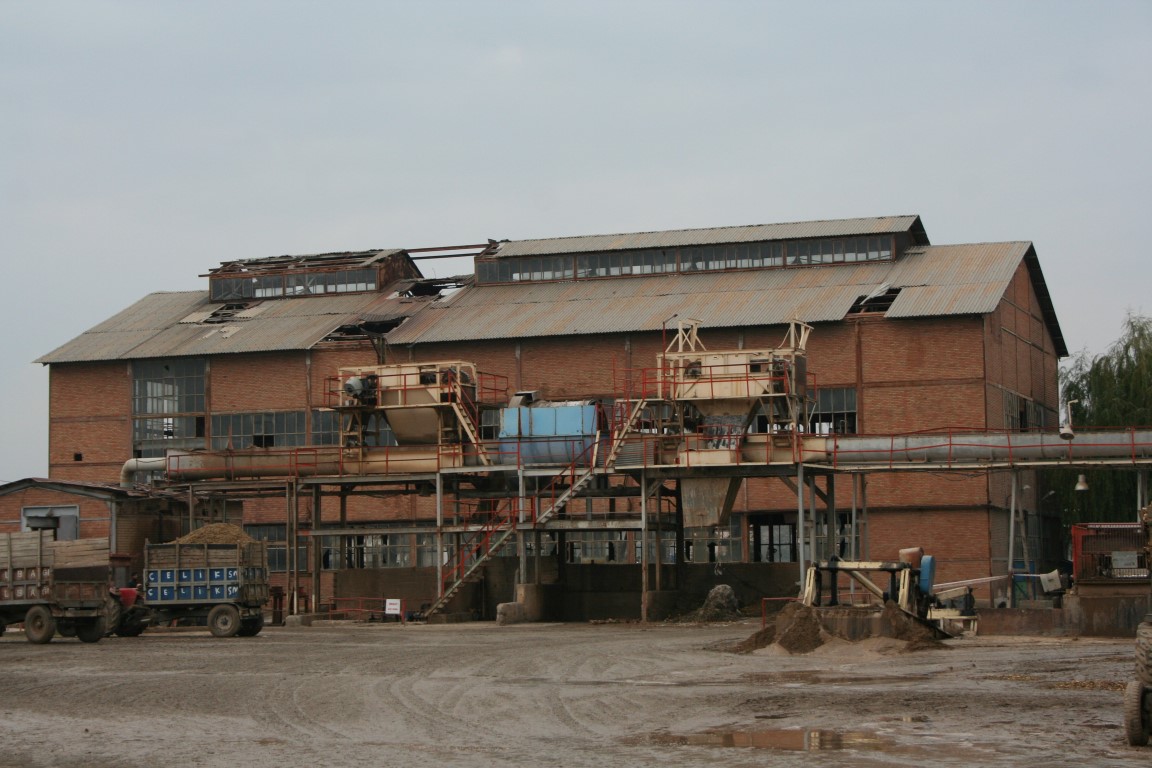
[[773, 602, 825, 654], [692, 585, 742, 622], [734, 601, 947, 655], [173, 523, 254, 545], [731, 624, 776, 654], [879, 601, 947, 650], [669, 585, 745, 625]]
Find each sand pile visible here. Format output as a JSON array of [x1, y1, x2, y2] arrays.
[[173, 523, 254, 545], [735, 600, 947, 655]]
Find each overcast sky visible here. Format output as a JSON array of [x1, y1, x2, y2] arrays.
[[2, 1, 1149, 483]]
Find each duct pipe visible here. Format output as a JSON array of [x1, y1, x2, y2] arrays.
[[120, 457, 168, 487], [825, 429, 1152, 466]]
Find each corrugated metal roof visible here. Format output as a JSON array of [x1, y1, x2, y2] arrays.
[[491, 215, 925, 258], [36, 289, 432, 364], [387, 241, 1057, 345]]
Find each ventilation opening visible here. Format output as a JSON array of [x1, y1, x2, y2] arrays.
[[848, 287, 901, 315], [204, 302, 255, 323]]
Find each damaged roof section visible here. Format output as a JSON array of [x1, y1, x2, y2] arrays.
[[203, 249, 407, 276]]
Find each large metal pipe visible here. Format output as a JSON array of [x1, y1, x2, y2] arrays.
[[824, 429, 1152, 467], [119, 457, 168, 487], [125, 428, 1152, 488]]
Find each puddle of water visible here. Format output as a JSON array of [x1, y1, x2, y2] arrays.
[[645, 728, 895, 752]]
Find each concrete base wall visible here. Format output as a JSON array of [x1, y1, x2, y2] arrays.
[[1062, 592, 1149, 637], [975, 608, 1071, 636]]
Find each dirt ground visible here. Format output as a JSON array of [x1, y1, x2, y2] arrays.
[[0, 620, 1147, 768]]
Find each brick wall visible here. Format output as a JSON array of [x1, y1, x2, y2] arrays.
[[48, 362, 133, 481]]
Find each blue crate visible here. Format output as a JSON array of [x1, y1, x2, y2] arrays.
[[210, 585, 225, 599], [226, 585, 239, 599], [159, 586, 175, 601], [146, 570, 160, 585], [146, 587, 159, 602], [178, 569, 193, 582], [194, 585, 209, 599], [193, 569, 207, 582], [226, 568, 239, 581], [209, 568, 226, 582], [177, 586, 192, 600], [159, 569, 176, 584]]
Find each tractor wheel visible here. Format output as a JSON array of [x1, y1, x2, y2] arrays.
[[75, 618, 106, 644], [115, 617, 148, 637], [1126, 680, 1150, 746], [208, 604, 241, 638], [1136, 622, 1152, 685], [236, 613, 265, 637], [23, 605, 56, 644]]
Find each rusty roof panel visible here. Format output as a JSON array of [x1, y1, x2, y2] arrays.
[[491, 215, 924, 258], [36, 288, 429, 364], [386, 241, 1043, 345], [884, 243, 1033, 319], [387, 272, 871, 343]]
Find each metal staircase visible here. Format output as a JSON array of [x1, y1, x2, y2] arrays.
[[422, 434, 602, 618], [423, 498, 520, 617], [603, 399, 648, 469], [445, 375, 493, 466]]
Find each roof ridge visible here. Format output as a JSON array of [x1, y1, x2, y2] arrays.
[[503, 215, 919, 245]]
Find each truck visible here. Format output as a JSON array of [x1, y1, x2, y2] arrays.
[[1127, 503, 1152, 745], [115, 539, 270, 638], [0, 531, 118, 644]]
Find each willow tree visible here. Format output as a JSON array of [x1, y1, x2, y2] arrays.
[[1043, 313, 1152, 525]]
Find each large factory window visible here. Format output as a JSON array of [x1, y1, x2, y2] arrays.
[[1003, 390, 1047, 431], [751, 519, 796, 563], [210, 411, 308, 450], [683, 520, 743, 563], [132, 359, 207, 458], [133, 359, 205, 415], [808, 387, 857, 435], [245, 525, 308, 572]]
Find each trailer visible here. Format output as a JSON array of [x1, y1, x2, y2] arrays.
[[117, 540, 270, 638], [0, 531, 116, 644]]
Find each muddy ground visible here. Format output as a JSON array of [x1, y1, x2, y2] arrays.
[[0, 620, 1146, 767]]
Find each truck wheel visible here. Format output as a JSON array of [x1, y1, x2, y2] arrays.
[[75, 618, 106, 644], [208, 604, 241, 638], [1126, 680, 1150, 746], [58, 623, 77, 638], [24, 606, 56, 644], [1137, 623, 1152, 685]]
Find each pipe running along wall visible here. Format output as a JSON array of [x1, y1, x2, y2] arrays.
[[120, 428, 1152, 487]]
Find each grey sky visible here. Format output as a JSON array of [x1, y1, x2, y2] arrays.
[[2, 1, 1149, 482]]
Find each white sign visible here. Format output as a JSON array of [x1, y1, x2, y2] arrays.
[[385, 598, 402, 615], [1112, 551, 1140, 569]]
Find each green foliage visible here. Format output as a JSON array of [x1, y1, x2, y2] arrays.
[[1042, 314, 1152, 526]]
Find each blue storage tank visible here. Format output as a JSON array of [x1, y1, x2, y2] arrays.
[[499, 402, 604, 465]]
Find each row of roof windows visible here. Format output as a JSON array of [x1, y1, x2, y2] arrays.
[[210, 267, 379, 301], [476, 235, 899, 285]]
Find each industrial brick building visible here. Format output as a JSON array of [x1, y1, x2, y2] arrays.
[[3, 214, 1069, 619]]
